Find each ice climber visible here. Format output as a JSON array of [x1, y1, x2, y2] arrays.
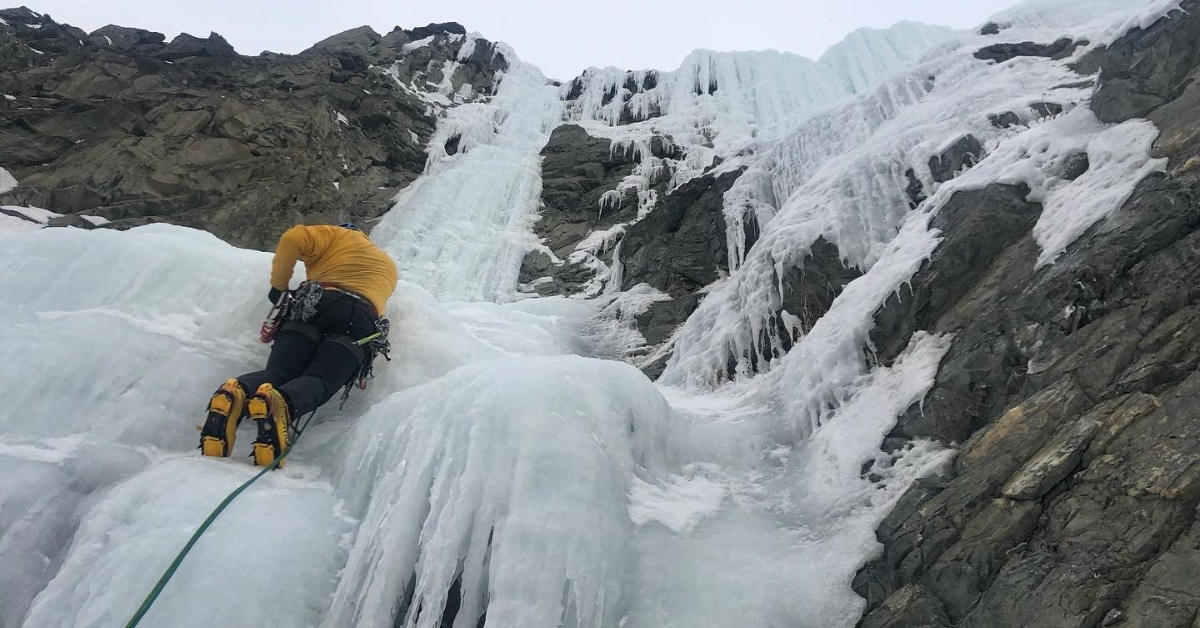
[[199, 222, 398, 466]]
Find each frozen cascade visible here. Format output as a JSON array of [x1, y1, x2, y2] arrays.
[[0, 2, 1179, 628], [0, 229, 950, 628], [370, 46, 564, 303], [819, 22, 956, 94], [661, 0, 1176, 404]]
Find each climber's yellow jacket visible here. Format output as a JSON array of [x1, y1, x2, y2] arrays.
[[270, 225, 398, 315]]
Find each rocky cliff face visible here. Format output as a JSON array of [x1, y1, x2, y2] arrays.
[[0, 7, 506, 249], [854, 5, 1200, 627]]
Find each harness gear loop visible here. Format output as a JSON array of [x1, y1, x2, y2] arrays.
[[259, 291, 294, 344], [339, 317, 391, 409]]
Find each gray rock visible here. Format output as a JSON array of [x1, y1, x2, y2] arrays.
[[779, 237, 862, 342], [407, 22, 466, 40], [1090, 2, 1200, 125], [89, 25, 166, 50], [635, 295, 699, 346], [1116, 520, 1200, 628], [46, 213, 97, 229], [929, 135, 983, 183], [300, 25, 381, 59], [856, 7, 1200, 622], [861, 585, 952, 628], [159, 32, 237, 60], [619, 168, 743, 296], [519, 124, 643, 295], [905, 169, 926, 208], [1000, 411, 1100, 500], [0, 11, 499, 249], [974, 38, 1081, 64], [1031, 102, 1064, 118], [1060, 152, 1090, 180], [987, 111, 1021, 129], [872, 183, 1042, 367]]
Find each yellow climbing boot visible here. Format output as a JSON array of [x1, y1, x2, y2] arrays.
[[248, 384, 291, 468], [200, 379, 246, 457]]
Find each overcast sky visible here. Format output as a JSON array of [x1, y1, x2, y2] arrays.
[[25, 0, 1026, 80]]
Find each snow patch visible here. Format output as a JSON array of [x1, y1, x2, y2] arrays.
[[2, 204, 61, 224], [457, 36, 477, 61], [400, 35, 433, 53], [0, 167, 17, 193], [629, 473, 726, 532], [1031, 113, 1167, 266]]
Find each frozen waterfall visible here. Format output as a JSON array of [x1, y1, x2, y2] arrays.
[[0, 1, 1182, 627]]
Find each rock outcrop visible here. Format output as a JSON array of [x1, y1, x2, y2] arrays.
[[974, 38, 1084, 63], [519, 116, 742, 368], [855, 4, 1200, 626], [0, 7, 507, 249], [518, 124, 645, 296]]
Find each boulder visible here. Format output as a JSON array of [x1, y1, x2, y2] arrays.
[[619, 168, 743, 296], [974, 38, 1081, 64], [301, 25, 381, 59], [89, 25, 166, 50], [987, 111, 1020, 129], [159, 32, 238, 60], [929, 135, 983, 183]]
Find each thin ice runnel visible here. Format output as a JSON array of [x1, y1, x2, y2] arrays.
[[370, 47, 565, 303]]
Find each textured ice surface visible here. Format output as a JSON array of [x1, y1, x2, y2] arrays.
[[323, 357, 681, 628], [820, 22, 956, 94]]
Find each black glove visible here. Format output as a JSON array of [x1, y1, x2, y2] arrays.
[[268, 287, 283, 304]]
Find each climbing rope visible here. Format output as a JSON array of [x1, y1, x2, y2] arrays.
[[122, 410, 318, 628]]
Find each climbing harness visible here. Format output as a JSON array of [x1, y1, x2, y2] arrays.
[[339, 317, 392, 409], [259, 281, 392, 409], [122, 409, 319, 628]]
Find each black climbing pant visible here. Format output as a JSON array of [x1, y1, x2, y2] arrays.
[[237, 291, 376, 417]]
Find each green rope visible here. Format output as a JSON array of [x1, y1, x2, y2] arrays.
[[354, 332, 382, 346], [122, 411, 317, 628]]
